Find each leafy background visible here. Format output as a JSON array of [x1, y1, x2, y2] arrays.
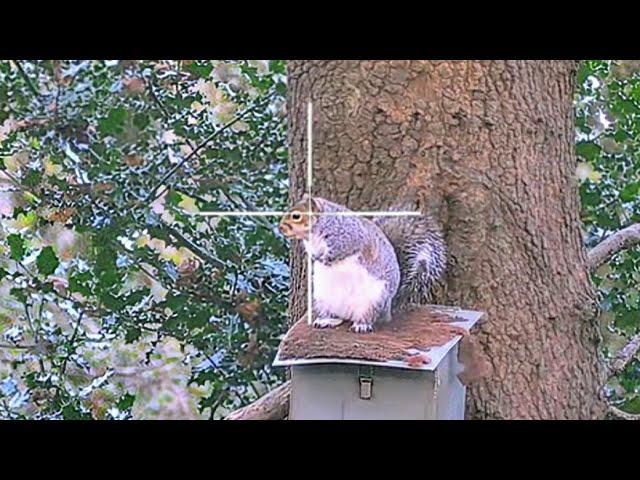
[[0, 60, 288, 419], [0, 60, 638, 419], [577, 60, 640, 415]]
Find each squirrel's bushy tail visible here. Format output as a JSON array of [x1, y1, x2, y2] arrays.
[[374, 208, 446, 310]]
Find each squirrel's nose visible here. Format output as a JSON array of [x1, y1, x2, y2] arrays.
[[278, 221, 290, 235]]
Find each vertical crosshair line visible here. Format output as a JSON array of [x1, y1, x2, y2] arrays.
[[307, 100, 313, 198], [306, 100, 313, 325]]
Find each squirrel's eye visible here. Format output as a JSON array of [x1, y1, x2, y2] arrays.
[[291, 212, 302, 221]]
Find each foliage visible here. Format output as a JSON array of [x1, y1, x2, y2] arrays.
[[576, 60, 640, 413], [0, 60, 288, 419]]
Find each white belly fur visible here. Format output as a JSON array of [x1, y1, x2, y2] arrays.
[[312, 254, 386, 322], [303, 235, 328, 258]]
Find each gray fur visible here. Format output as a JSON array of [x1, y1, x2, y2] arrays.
[[374, 213, 446, 309], [309, 197, 446, 330]]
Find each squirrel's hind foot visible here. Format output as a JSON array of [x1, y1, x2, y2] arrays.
[[350, 323, 373, 334], [312, 318, 344, 329]]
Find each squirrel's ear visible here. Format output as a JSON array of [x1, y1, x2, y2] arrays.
[[299, 194, 322, 212], [294, 193, 309, 210], [309, 196, 323, 212]]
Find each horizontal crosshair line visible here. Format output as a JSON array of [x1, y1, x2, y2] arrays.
[[313, 211, 422, 217], [189, 211, 422, 217], [189, 211, 289, 217]]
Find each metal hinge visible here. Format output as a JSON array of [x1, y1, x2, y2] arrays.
[[358, 366, 373, 400]]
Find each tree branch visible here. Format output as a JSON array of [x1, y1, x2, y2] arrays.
[[608, 405, 640, 420], [60, 311, 85, 375], [0, 343, 35, 350], [224, 380, 290, 420], [164, 223, 225, 269], [147, 79, 171, 119], [608, 333, 640, 376], [15, 61, 40, 97], [149, 95, 273, 204], [588, 223, 640, 270]]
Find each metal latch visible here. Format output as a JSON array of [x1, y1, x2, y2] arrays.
[[358, 366, 373, 400]]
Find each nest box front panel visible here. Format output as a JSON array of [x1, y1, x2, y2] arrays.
[[289, 364, 439, 420]]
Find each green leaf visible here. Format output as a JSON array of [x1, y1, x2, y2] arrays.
[[184, 61, 213, 78], [166, 190, 182, 206], [116, 393, 135, 411], [100, 292, 123, 311], [595, 212, 619, 229], [616, 309, 638, 332], [580, 189, 600, 207], [165, 293, 187, 310], [620, 183, 639, 202], [133, 113, 149, 130], [7, 233, 26, 261], [576, 142, 601, 161], [270, 60, 286, 75], [620, 100, 640, 114], [124, 326, 141, 343], [10, 287, 27, 303], [95, 246, 117, 273], [621, 396, 640, 414], [23, 169, 43, 188], [190, 310, 210, 328], [23, 371, 39, 389], [62, 403, 91, 420], [123, 288, 149, 306], [613, 129, 630, 142], [98, 107, 127, 135], [69, 271, 93, 297], [36, 246, 59, 276]]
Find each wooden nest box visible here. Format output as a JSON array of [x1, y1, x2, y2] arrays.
[[273, 305, 484, 420]]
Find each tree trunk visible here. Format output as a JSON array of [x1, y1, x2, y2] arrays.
[[286, 60, 608, 419]]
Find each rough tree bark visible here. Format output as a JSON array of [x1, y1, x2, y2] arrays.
[[285, 60, 608, 420]]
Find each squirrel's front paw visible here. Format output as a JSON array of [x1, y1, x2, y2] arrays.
[[313, 254, 331, 265], [350, 323, 373, 334], [313, 318, 344, 329]]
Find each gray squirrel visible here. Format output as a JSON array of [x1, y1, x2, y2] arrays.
[[278, 195, 446, 333]]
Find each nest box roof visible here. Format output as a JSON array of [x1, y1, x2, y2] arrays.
[[273, 305, 484, 371]]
